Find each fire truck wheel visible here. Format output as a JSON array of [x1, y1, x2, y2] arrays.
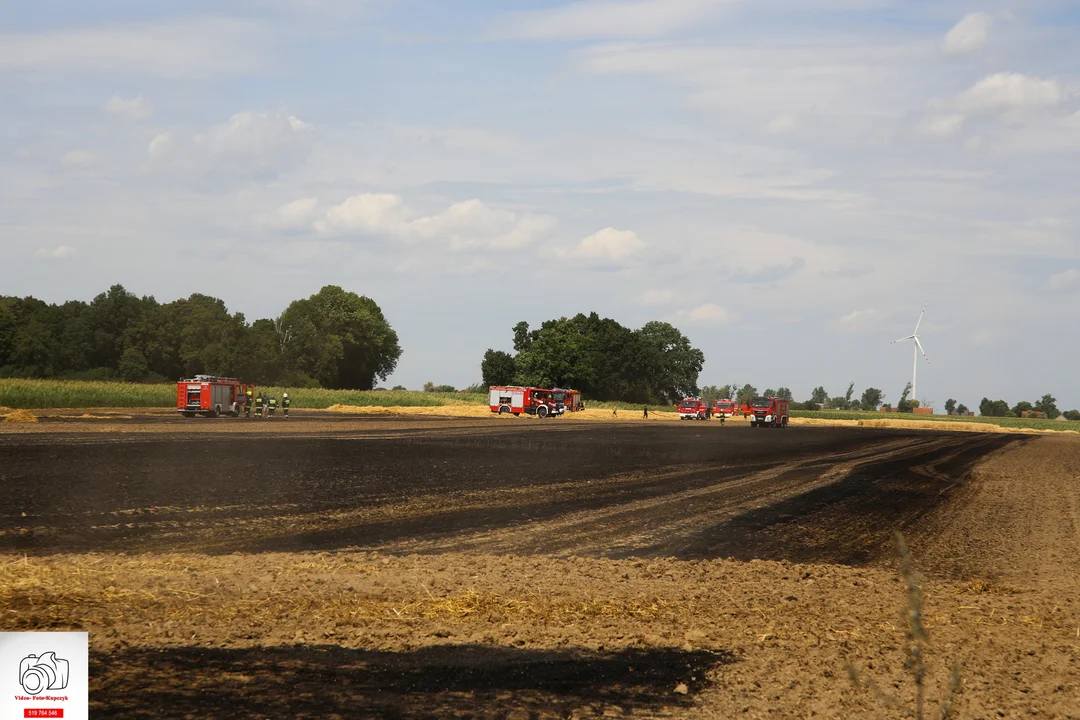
[[536, 405, 549, 419], [498, 406, 510, 415]]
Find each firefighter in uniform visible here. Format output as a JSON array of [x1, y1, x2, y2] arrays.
[[245, 388, 253, 418], [268, 396, 277, 417], [282, 392, 290, 419], [254, 393, 263, 418]]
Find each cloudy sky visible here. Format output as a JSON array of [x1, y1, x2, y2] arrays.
[[4, 0, 1079, 409]]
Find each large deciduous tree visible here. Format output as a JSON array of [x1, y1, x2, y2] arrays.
[[487, 314, 703, 404], [278, 285, 401, 390], [481, 350, 516, 386]]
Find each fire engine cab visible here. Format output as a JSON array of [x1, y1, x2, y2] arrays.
[[748, 396, 789, 428], [489, 386, 567, 418], [177, 375, 251, 418]]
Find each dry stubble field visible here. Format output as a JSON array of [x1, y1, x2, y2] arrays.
[[2, 409, 1079, 718]]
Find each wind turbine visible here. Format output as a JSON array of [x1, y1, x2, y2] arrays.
[[890, 303, 930, 405]]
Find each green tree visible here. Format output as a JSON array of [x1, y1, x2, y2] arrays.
[[700, 385, 721, 404], [897, 382, 914, 413], [944, 398, 956, 415], [738, 384, 758, 401], [481, 349, 517, 387], [636, 321, 705, 403], [956, 403, 969, 415], [1063, 409, 1080, 421], [775, 387, 793, 401], [1035, 393, 1060, 420], [117, 347, 149, 382], [1011, 400, 1033, 417], [860, 387, 883, 410], [86, 285, 151, 370], [810, 386, 828, 405], [279, 285, 401, 389], [979, 397, 1009, 417], [763, 388, 776, 398]]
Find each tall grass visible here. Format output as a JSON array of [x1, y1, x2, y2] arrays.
[[792, 409, 1076, 432], [0, 379, 488, 410]]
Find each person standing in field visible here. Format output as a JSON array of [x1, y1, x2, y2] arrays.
[[282, 392, 290, 419], [254, 393, 263, 418], [268, 396, 277, 417], [612, 404, 618, 418], [643, 407, 648, 419], [245, 388, 253, 418]]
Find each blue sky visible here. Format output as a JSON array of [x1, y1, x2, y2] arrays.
[[3, 0, 1079, 409]]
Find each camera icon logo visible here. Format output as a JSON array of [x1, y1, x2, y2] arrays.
[[19, 652, 69, 696]]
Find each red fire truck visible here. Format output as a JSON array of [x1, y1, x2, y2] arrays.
[[712, 399, 737, 419], [678, 397, 710, 420], [488, 386, 567, 418], [561, 389, 584, 412], [177, 375, 252, 418], [748, 396, 789, 428]]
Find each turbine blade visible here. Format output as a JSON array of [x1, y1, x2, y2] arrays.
[[890, 335, 914, 344], [913, 302, 927, 334], [915, 337, 930, 363]]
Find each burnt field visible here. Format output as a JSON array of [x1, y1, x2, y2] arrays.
[[5, 418, 1080, 718], [0, 419, 1019, 565]]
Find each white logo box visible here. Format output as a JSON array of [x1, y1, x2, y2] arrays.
[[0, 633, 88, 720]]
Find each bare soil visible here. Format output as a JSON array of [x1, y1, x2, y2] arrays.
[[2, 415, 1079, 718]]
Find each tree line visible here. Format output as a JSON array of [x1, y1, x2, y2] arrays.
[[973, 394, 1077, 420], [481, 313, 705, 404], [0, 284, 402, 389], [699, 382, 1079, 419]]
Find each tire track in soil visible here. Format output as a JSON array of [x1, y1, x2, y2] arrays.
[[370, 435, 984, 561]]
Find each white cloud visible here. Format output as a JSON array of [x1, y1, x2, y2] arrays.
[[490, 0, 729, 40], [1049, 268, 1080, 291], [641, 288, 678, 306], [315, 194, 555, 251], [957, 73, 1062, 112], [148, 109, 314, 174], [0, 18, 267, 78], [837, 308, 876, 331], [765, 115, 797, 134], [917, 113, 964, 138], [550, 227, 644, 266], [670, 303, 736, 325], [688, 303, 735, 323], [104, 94, 153, 121], [147, 133, 171, 159], [943, 12, 993, 56], [35, 245, 74, 260], [61, 150, 97, 167], [268, 197, 320, 229]]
